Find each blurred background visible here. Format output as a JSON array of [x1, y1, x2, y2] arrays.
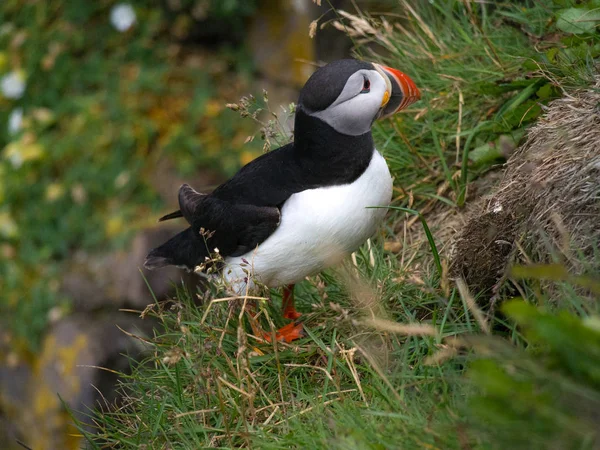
[[3, 0, 600, 448], [0, 0, 367, 447]]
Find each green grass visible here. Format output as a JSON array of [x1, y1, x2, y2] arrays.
[[77, 246, 470, 448], [364, 0, 600, 208], [69, 0, 600, 448], [75, 259, 600, 448]]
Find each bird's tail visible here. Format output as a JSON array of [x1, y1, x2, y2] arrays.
[[144, 227, 208, 271]]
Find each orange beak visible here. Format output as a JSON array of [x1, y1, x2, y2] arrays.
[[375, 64, 421, 118]]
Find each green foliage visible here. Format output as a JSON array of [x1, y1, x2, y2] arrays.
[[0, 0, 261, 351], [467, 299, 600, 449], [557, 7, 600, 35]]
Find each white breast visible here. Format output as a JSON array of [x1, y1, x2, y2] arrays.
[[223, 150, 393, 293]]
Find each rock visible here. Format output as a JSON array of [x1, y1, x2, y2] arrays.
[[61, 227, 196, 312], [0, 314, 152, 449], [61, 159, 221, 312], [0, 365, 30, 450]]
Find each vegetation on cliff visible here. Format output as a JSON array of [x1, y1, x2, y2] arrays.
[[2, 0, 599, 448], [69, 1, 600, 449]]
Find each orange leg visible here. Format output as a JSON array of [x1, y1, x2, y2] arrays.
[[245, 285, 304, 343], [278, 284, 303, 342], [247, 314, 303, 343], [282, 284, 302, 320], [245, 301, 268, 340]]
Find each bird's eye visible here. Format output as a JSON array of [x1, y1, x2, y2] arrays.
[[361, 78, 370, 93]]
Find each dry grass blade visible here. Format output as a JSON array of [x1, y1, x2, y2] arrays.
[[273, 398, 341, 426], [338, 346, 368, 405], [175, 408, 218, 419], [284, 364, 334, 382], [456, 278, 490, 334], [356, 344, 405, 406], [424, 346, 459, 366], [200, 295, 267, 325], [332, 10, 395, 48], [456, 88, 464, 164], [362, 317, 437, 336], [400, 0, 447, 51], [115, 325, 155, 346]]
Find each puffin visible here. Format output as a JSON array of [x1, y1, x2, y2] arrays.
[[145, 59, 420, 342]]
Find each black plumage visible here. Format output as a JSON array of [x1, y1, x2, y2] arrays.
[[145, 110, 374, 270], [145, 60, 378, 271]]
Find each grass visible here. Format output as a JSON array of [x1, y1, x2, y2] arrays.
[[76, 261, 600, 448], [358, 0, 599, 209], [68, 0, 600, 448], [78, 246, 471, 449]]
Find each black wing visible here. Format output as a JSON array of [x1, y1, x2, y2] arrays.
[[154, 143, 303, 224], [144, 184, 281, 270], [158, 210, 183, 222]]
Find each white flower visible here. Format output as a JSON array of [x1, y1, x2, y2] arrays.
[[8, 108, 23, 135], [1, 71, 26, 99], [0, 23, 15, 38], [114, 171, 130, 188], [110, 4, 136, 32], [7, 151, 23, 168], [0, 211, 18, 238]]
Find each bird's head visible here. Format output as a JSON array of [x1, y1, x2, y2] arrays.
[[297, 59, 420, 136]]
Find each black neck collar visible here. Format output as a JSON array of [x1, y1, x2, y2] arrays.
[[292, 107, 374, 184], [294, 107, 374, 155]]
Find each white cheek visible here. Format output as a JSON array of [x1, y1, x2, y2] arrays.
[[371, 73, 389, 106], [313, 86, 386, 135], [339, 94, 381, 125]]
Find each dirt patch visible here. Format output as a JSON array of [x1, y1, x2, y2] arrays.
[[451, 209, 520, 296], [450, 76, 600, 296]]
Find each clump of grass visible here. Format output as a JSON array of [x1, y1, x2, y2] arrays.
[[74, 262, 600, 449], [334, 0, 599, 212], [74, 246, 472, 449], [451, 77, 600, 297]]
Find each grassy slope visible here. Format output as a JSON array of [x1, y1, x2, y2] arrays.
[[77, 1, 600, 448]]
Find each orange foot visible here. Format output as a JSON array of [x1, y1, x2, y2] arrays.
[[282, 284, 302, 321], [263, 322, 304, 343], [283, 309, 302, 320]]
